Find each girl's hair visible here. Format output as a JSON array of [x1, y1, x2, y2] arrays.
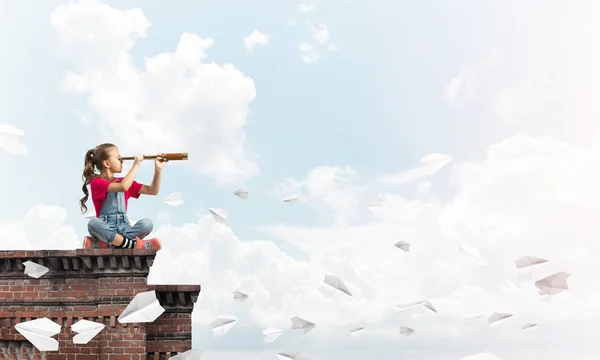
[[79, 143, 117, 214]]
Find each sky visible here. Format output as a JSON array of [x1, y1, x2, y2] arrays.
[[1, 0, 600, 359]]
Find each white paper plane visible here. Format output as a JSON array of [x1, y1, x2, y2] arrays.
[[460, 352, 503, 360], [71, 319, 105, 344], [323, 274, 352, 296], [350, 326, 366, 338], [399, 325, 414, 336], [395, 241, 410, 252], [535, 271, 570, 295], [211, 318, 237, 336], [233, 291, 248, 302], [83, 210, 96, 219], [233, 189, 248, 200], [23, 261, 49, 279], [395, 300, 437, 313], [290, 316, 315, 333], [515, 255, 548, 269], [118, 290, 166, 323], [0, 122, 27, 155], [522, 323, 537, 330], [488, 312, 513, 325], [170, 349, 203, 359], [464, 314, 484, 322], [208, 208, 228, 223], [263, 327, 283, 342], [282, 196, 299, 203], [276, 351, 314, 360], [14, 317, 61, 352], [458, 245, 488, 266], [164, 192, 184, 207]]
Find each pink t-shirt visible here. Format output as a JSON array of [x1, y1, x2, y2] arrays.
[[90, 177, 143, 217]]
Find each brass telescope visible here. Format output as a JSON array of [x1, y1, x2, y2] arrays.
[[121, 153, 188, 161]]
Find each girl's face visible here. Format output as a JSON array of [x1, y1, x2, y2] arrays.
[[105, 147, 124, 174]]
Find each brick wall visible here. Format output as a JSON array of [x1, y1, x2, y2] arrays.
[[0, 250, 200, 360]]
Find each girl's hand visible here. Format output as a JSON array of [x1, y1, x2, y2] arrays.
[[155, 153, 168, 170], [133, 153, 144, 166]]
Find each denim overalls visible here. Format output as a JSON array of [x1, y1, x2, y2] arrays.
[[87, 187, 153, 248]]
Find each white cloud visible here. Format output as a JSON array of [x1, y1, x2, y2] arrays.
[[138, 132, 600, 357], [0, 205, 79, 250], [0, 123, 27, 155], [243, 30, 269, 51], [299, 43, 319, 64], [273, 166, 363, 227], [298, 4, 315, 13], [49, 0, 259, 185], [307, 23, 329, 45]]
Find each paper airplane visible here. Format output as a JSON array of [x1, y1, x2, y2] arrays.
[[0, 122, 27, 155], [71, 319, 105, 344], [460, 352, 503, 360], [210, 318, 237, 336], [14, 318, 61, 352], [290, 316, 315, 333], [164, 192, 184, 207], [263, 327, 283, 342], [394, 241, 410, 252], [282, 196, 299, 203], [522, 323, 537, 330], [233, 189, 248, 200], [350, 326, 366, 338], [23, 261, 49, 279], [535, 271, 570, 295], [118, 290, 166, 323], [395, 300, 437, 313], [323, 274, 352, 296], [208, 208, 228, 223], [276, 351, 314, 360], [515, 255, 548, 269], [170, 349, 203, 359], [399, 325, 414, 336], [233, 291, 248, 302], [488, 312, 513, 325]]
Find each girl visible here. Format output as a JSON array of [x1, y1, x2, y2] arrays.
[[79, 143, 166, 250]]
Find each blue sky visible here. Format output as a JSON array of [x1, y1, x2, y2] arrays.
[[2, 0, 600, 359]]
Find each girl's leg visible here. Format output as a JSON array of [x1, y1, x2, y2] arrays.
[[121, 218, 154, 240], [88, 218, 117, 246], [88, 218, 128, 247]]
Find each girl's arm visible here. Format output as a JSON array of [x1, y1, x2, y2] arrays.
[[140, 167, 162, 195], [108, 162, 141, 192]]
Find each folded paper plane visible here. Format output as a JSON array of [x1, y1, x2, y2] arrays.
[[395, 241, 410, 252], [399, 325, 414, 336], [290, 316, 315, 333], [118, 290, 165, 323], [210, 318, 237, 336], [233, 291, 248, 302], [263, 327, 283, 342], [23, 260, 49, 279], [323, 274, 352, 296], [14, 317, 61, 352], [71, 319, 105, 344], [233, 189, 248, 200], [209, 208, 228, 223], [277, 351, 314, 360], [164, 191, 184, 207]]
